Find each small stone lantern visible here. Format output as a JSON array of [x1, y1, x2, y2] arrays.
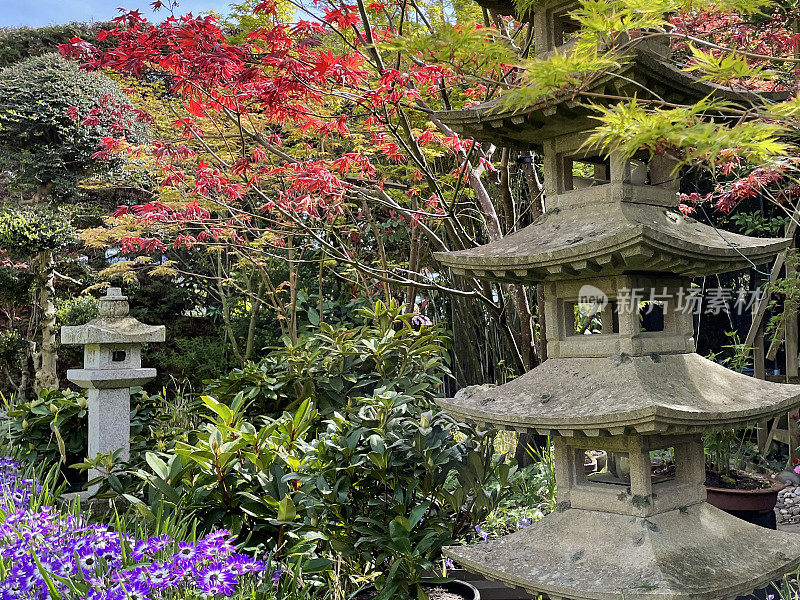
[[61, 288, 165, 487]]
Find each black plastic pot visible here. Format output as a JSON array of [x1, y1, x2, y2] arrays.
[[356, 579, 480, 600], [430, 580, 481, 600]]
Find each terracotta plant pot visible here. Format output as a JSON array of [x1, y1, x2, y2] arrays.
[[591, 450, 607, 472], [705, 481, 785, 513], [584, 453, 597, 475]]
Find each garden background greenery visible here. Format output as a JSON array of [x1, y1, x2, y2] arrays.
[[4, 0, 800, 598]]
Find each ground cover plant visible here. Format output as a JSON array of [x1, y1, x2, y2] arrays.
[[0, 457, 326, 600]]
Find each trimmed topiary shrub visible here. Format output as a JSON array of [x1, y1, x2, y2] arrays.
[[0, 53, 149, 202]]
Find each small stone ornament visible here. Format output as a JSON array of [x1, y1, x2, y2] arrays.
[[61, 288, 165, 491]]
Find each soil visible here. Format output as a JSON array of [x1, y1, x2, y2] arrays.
[[704, 469, 774, 490], [354, 586, 468, 600], [649, 463, 774, 490]]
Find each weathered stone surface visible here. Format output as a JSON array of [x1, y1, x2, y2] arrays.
[[445, 503, 800, 600], [434, 201, 789, 282], [87, 387, 130, 482], [61, 316, 165, 345], [437, 353, 800, 435], [61, 288, 165, 345], [65, 368, 157, 390], [776, 471, 800, 487]]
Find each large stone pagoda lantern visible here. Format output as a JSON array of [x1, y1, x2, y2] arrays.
[[61, 288, 165, 487], [433, 2, 800, 598]]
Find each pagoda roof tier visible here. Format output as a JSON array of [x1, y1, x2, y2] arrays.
[[436, 353, 800, 436], [61, 317, 166, 345], [445, 503, 800, 600], [433, 200, 788, 282], [437, 47, 772, 148]]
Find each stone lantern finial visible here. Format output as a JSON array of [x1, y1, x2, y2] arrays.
[[97, 287, 129, 317], [61, 287, 165, 492]]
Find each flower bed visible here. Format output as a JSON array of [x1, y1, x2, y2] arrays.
[[0, 458, 271, 599]]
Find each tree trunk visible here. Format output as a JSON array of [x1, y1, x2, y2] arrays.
[[32, 250, 58, 394], [515, 151, 549, 467]]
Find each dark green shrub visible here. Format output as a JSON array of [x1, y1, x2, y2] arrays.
[[4, 388, 88, 473], [307, 392, 509, 598], [124, 390, 509, 599], [55, 295, 99, 327], [126, 395, 321, 549], [148, 336, 234, 386], [3, 387, 170, 488], [0, 330, 26, 385], [0, 53, 149, 201], [0, 208, 74, 255], [0, 23, 114, 68], [204, 299, 450, 416]]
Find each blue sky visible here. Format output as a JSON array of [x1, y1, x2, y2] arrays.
[[0, 1, 233, 28]]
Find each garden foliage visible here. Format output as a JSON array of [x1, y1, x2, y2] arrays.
[[0, 457, 325, 600], [204, 300, 450, 416], [0, 53, 149, 201]]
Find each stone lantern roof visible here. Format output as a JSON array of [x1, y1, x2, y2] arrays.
[[434, 201, 790, 282], [61, 288, 165, 346], [61, 288, 165, 389], [446, 503, 800, 600], [437, 353, 800, 436]]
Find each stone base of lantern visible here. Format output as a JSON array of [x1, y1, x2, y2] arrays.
[[445, 503, 800, 600], [87, 387, 132, 486]]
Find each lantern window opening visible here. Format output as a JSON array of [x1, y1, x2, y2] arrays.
[[112, 350, 127, 362], [569, 300, 619, 336], [625, 150, 680, 189], [563, 155, 610, 192], [587, 449, 675, 486], [639, 301, 665, 332], [552, 13, 581, 48]]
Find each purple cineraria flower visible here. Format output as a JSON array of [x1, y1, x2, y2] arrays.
[[228, 555, 265, 575], [443, 558, 455, 573], [131, 540, 149, 561], [196, 562, 238, 596], [146, 562, 177, 589], [121, 581, 151, 600], [199, 530, 236, 558], [474, 525, 488, 541], [518, 518, 531, 529], [78, 551, 102, 573], [146, 534, 172, 554], [272, 569, 284, 586], [173, 541, 199, 564]]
